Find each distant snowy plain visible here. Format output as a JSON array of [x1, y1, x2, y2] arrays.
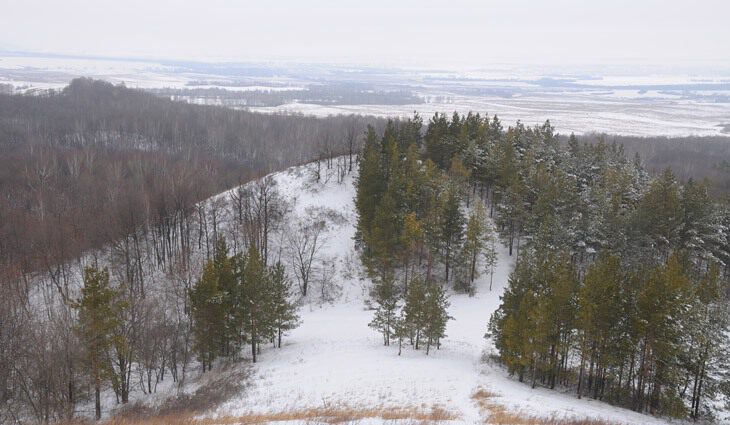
[[2, 53, 730, 138]]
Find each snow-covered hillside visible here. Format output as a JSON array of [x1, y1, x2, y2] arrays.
[[184, 159, 673, 425]]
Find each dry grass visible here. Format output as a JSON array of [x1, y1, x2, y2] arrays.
[[471, 388, 620, 425], [66, 405, 458, 425]]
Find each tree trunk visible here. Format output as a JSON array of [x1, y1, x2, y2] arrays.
[[577, 338, 587, 399], [94, 381, 101, 420]]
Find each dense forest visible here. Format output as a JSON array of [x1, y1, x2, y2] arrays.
[[353, 112, 730, 420], [574, 133, 730, 193], [0, 78, 378, 283]]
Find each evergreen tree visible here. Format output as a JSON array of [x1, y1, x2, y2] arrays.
[[576, 254, 623, 399], [243, 244, 267, 363], [423, 283, 451, 355], [438, 185, 465, 283], [392, 310, 409, 356], [368, 273, 400, 346], [635, 255, 691, 414], [632, 168, 684, 263], [189, 260, 224, 371], [355, 126, 386, 250], [400, 212, 424, 291], [424, 113, 451, 168], [483, 221, 498, 291], [685, 263, 728, 418], [368, 192, 400, 275], [403, 143, 424, 213], [268, 261, 300, 348], [403, 276, 427, 349], [214, 237, 238, 355], [462, 202, 487, 292], [75, 266, 123, 420], [448, 156, 471, 203], [680, 179, 719, 272]]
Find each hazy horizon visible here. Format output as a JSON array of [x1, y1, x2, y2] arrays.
[[2, 0, 729, 70]]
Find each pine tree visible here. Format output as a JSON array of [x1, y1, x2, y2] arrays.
[[75, 266, 123, 420], [680, 179, 718, 272], [423, 283, 451, 355], [403, 143, 424, 213], [369, 192, 400, 275], [368, 273, 400, 346], [576, 254, 622, 399], [462, 202, 487, 293], [243, 244, 267, 363], [497, 177, 526, 257], [483, 221, 498, 291], [633, 168, 684, 263], [403, 276, 427, 349], [401, 212, 424, 291], [685, 262, 727, 419], [635, 255, 691, 414], [448, 156, 471, 203], [355, 126, 386, 250], [536, 253, 577, 390], [268, 261, 300, 348], [214, 237, 238, 355], [230, 251, 249, 351], [424, 113, 450, 168], [392, 310, 409, 356], [189, 260, 224, 371], [439, 185, 465, 283]]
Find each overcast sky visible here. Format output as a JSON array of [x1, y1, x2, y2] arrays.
[[1, 0, 728, 68]]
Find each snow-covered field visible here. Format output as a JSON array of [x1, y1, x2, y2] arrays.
[[193, 161, 674, 425], [248, 93, 730, 138], [2, 53, 730, 138]]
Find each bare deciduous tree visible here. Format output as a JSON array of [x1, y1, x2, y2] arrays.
[[287, 218, 326, 297]]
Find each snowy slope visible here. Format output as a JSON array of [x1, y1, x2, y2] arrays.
[[201, 160, 674, 425]]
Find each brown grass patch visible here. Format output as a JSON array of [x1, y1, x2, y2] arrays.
[[66, 405, 458, 425], [471, 388, 619, 425]]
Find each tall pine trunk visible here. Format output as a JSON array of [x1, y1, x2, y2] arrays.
[[94, 380, 101, 420]]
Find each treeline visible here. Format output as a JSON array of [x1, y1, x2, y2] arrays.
[[153, 83, 423, 107], [0, 78, 375, 166], [574, 133, 730, 194], [0, 77, 379, 281], [0, 145, 240, 293]]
